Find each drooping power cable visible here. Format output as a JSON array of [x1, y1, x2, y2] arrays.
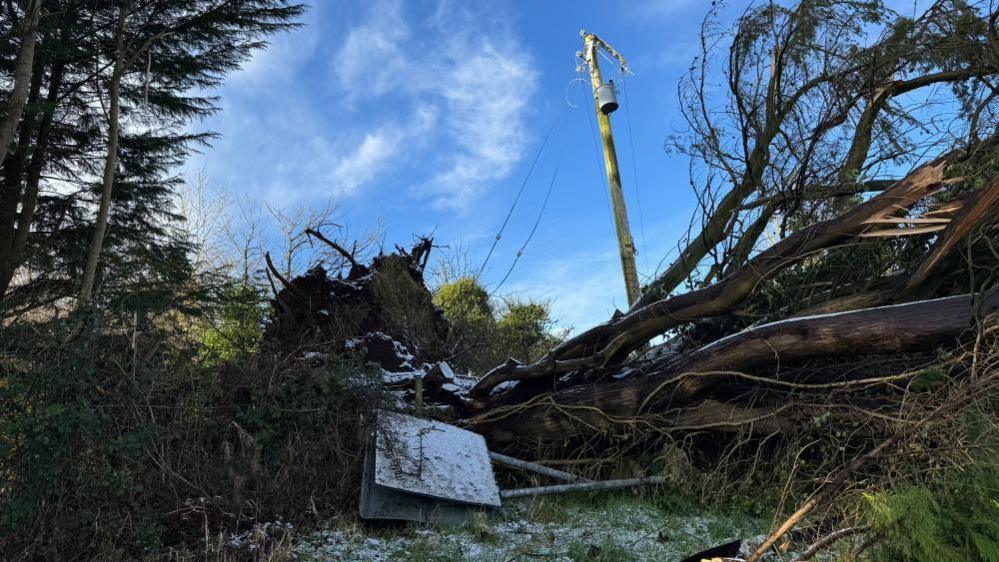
[[491, 135, 568, 295], [477, 118, 560, 278], [621, 74, 650, 273]]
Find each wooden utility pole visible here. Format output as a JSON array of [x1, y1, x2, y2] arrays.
[[580, 30, 641, 306]]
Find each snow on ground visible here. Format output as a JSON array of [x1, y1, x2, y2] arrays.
[[289, 493, 772, 561]]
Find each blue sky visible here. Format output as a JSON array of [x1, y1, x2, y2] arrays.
[[185, 0, 922, 332]]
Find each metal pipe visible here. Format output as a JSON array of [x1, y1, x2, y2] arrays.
[[500, 476, 667, 499], [488, 452, 591, 483]]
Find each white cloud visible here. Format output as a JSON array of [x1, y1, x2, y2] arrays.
[[331, 131, 399, 195], [423, 41, 535, 209], [334, 0, 411, 99], [231, 6, 320, 86], [190, 0, 537, 212], [329, 0, 538, 211], [324, 102, 438, 198]]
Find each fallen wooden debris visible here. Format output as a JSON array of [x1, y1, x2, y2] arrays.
[[468, 293, 999, 446]]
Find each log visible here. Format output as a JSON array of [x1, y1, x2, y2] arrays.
[[466, 293, 998, 446], [657, 293, 999, 408]]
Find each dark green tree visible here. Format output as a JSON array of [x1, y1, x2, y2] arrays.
[[0, 0, 304, 317]]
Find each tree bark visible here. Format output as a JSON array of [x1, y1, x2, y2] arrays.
[[0, 56, 65, 297], [78, 8, 125, 306], [0, 63, 43, 253], [0, 0, 43, 168]]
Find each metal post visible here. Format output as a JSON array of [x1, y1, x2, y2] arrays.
[[488, 452, 591, 483], [500, 476, 667, 499], [582, 31, 641, 306]]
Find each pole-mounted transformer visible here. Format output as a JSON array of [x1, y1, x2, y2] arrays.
[[595, 80, 619, 114]]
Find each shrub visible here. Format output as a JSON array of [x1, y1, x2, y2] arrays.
[[197, 282, 269, 366], [0, 311, 386, 560], [433, 277, 499, 372], [497, 299, 559, 364], [863, 451, 999, 562], [434, 278, 562, 374]]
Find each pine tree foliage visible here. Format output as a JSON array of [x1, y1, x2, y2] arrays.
[[0, 0, 304, 316], [197, 282, 269, 365]]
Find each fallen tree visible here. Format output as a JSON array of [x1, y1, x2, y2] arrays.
[[241, 2, 998, 558], [447, 4, 999, 556], [469, 155, 999, 400], [465, 293, 998, 446]]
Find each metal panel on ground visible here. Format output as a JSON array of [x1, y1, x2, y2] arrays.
[[359, 411, 500, 523]]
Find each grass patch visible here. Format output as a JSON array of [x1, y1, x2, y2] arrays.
[[292, 488, 769, 561]]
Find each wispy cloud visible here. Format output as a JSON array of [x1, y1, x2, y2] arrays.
[[421, 40, 535, 209], [333, 0, 410, 99], [329, 0, 537, 210], [230, 6, 320, 87], [188, 0, 537, 214], [331, 131, 399, 195]]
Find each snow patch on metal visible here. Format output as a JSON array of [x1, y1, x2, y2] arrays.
[[374, 412, 501, 507]]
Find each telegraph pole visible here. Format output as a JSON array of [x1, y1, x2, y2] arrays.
[[579, 30, 641, 306]]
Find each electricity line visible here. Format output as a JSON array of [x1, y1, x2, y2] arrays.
[[491, 137, 568, 295], [477, 118, 560, 278], [622, 74, 650, 273]]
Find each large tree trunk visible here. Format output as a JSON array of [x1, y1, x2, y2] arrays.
[[0, 64, 43, 253], [0, 56, 65, 297], [466, 293, 998, 447], [78, 9, 125, 306], [0, 0, 43, 168]]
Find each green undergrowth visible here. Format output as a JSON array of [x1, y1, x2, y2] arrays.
[[862, 450, 999, 561], [0, 313, 387, 560]]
